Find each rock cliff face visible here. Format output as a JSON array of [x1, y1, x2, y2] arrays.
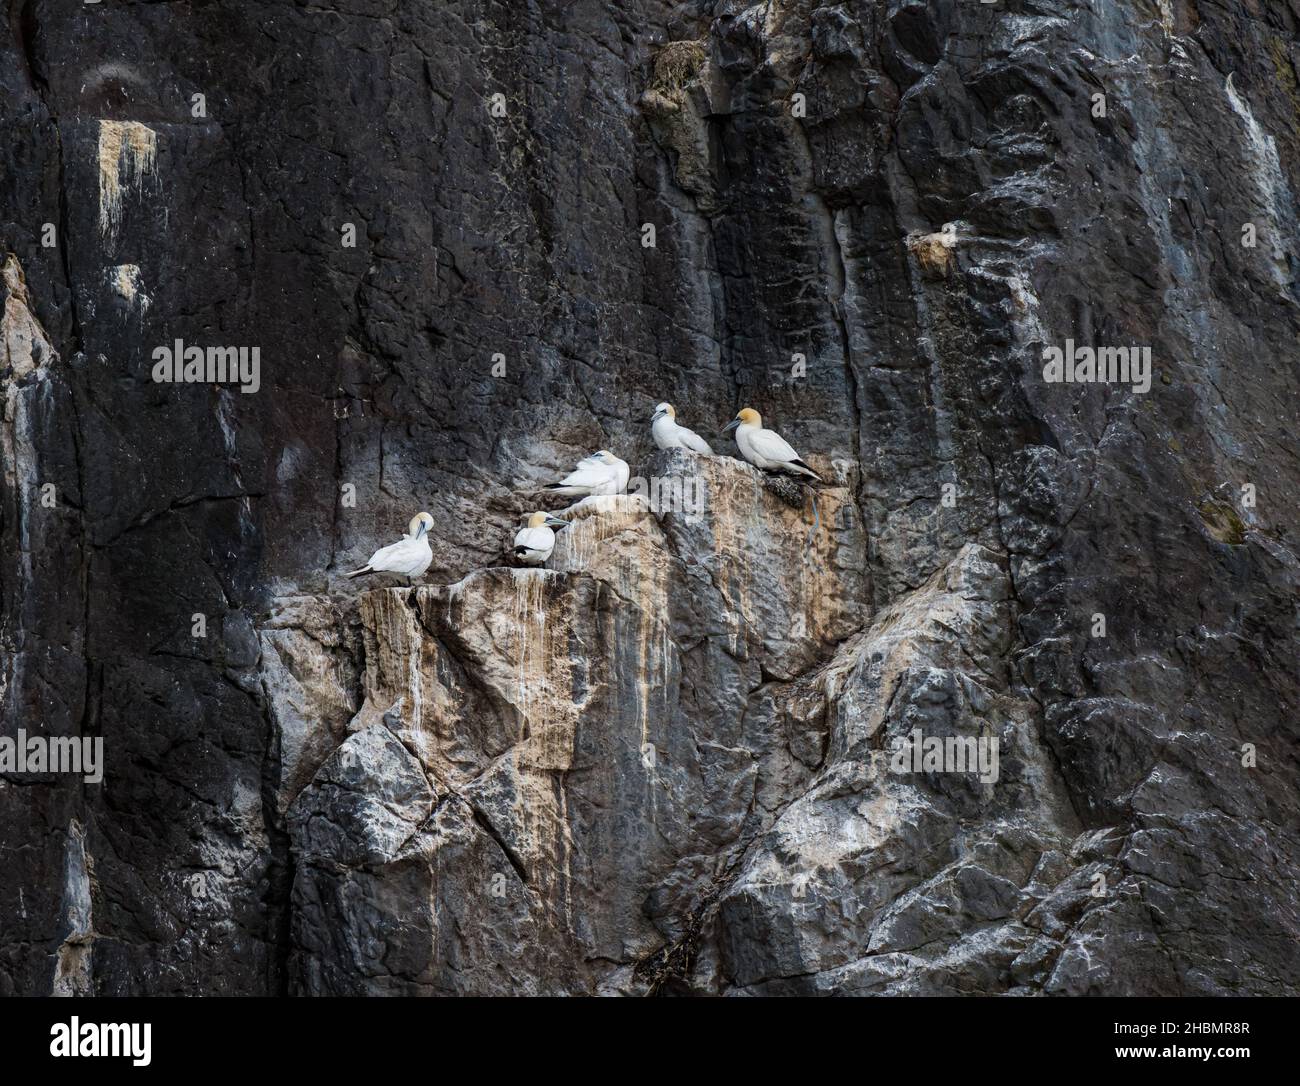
[[2, 0, 1299, 996]]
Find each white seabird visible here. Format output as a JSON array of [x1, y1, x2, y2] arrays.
[[651, 402, 712, 454], [514, 511, 568, 565], [543, 449, 630, 497], [344, 511, 435, 581], [723, 408, 822, 481]]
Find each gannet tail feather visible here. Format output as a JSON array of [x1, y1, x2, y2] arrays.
[[790, 459, 822, 482]]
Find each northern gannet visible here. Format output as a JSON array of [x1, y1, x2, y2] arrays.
[[651, 402, 712, 454], [723, 408, 822, 481], [514, 511, 568, 565], [543, 449, 630, 497], [344, 512, 435, 580]]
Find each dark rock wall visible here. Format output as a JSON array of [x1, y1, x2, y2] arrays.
[[1, 0, 1298, 995]]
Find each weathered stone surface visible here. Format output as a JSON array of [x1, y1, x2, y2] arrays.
[[2, 0, 1299, 996]]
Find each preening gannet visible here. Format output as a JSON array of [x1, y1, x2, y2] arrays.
[[344, 512, 435, 580], [543, 449, 630, 497], [723, 408, 822, 481], [514, 511, 568, 565], [651, 402, 712, 454]]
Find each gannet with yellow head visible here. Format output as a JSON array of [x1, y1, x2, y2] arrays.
[[722, 408, 821, 481], [514, 511, 569, 565], [651, 402, 712, 454], [344, 511, 435, 581]]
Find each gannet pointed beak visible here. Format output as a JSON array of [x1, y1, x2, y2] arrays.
[[415, 523, 428, 539], [652, 407, 666, 421], [545, 516, 569, 530], [722, 418, 741, 434]]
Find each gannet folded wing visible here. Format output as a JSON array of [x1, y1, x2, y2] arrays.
[[747, 426, 803, 468], [678, 427, 713, 455], [549, 459, 611, 492]]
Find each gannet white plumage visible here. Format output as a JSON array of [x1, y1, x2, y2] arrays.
[[651, 402, 712, 454], [344, 512, 435, 580], [514, 511, 568, 565], [543, 449, 630, 497], [723, 408, 822, 481]]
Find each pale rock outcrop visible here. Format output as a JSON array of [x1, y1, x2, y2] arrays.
[[289, 451, 866, 993]]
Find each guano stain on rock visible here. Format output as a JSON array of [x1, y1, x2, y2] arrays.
[[96, 119, 158, 243]]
